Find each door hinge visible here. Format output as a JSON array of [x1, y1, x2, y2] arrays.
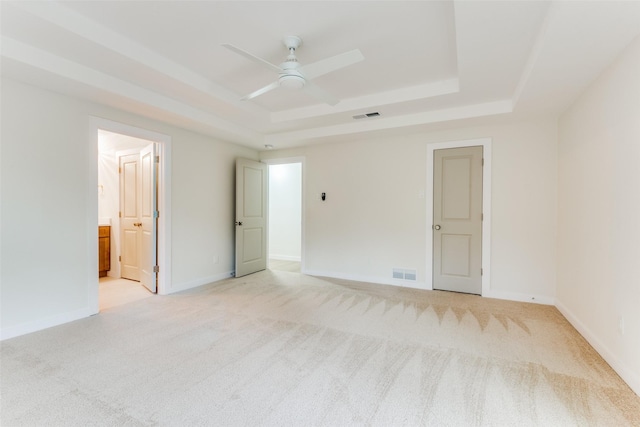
[[155, 155, 160, 164], [481, 268, 484, 276], [153, 210, 159, 219], [118, 255, 121, 262], [118, 167, 121, 174], [118, 211, 122, 218], [153, 265, 159, 273], [481, 213, 484, 221]]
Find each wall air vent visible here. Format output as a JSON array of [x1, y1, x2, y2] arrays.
[[404, 271, 417, 281], [393, 268, 417, 281], [353, 111, 381, 120]]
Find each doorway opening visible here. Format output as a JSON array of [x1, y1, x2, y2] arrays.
[[98, 130, 155, 310], [89, 117, 171, 314], [266, 159, 303, 273]]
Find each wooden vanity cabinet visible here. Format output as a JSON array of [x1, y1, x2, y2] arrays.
[[99, 225, 111, 277]]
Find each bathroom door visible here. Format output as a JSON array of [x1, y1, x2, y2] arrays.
[[139, 143, 157, 293], [119, 153, 141, 281], [118, 144, 158, 292]]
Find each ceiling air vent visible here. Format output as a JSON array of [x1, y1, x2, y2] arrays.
[[353, 111, 381, 120]]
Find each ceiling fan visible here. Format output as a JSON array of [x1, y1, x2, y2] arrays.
[[222, 36, 364, 106]]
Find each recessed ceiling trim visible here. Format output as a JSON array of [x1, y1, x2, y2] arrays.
[[10, 0, 269, 116], [270, 78, 459, 123], [265, 100, 512, 145], [1, 36, 263, 144]]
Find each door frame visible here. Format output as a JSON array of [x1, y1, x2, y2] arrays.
[[261, 156, 306, 273], [426, 138, 491, 295], [89, 117, 172, 314]]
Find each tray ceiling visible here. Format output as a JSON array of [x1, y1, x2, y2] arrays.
[[2, 1, 639, 149]]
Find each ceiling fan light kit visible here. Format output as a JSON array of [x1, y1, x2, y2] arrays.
[[279, 66, 306, 90], [222, 35, 363, 106], [279, 74, 305, 90]]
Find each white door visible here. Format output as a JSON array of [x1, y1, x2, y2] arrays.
[[139, 143, 158, 293], [433, 146, 483, 295], [235, 158, 268, 277], [119, 153, 140, 281]]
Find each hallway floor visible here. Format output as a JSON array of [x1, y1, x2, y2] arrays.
[[268, 259, 301, 273], [99, 259, 301, 310], [99, 277, 153, 311]]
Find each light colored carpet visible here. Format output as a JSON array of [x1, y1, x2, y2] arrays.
[[2, 269, 639, 426]]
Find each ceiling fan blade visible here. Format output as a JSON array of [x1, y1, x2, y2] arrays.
[[301, 49, 364, 80], [304, 81, 339, 106], [242, 81, 280, 101], [221, 43, 281, 73]]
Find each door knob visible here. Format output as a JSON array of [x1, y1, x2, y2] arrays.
[[134, 222, 142, 227], [434, 224, 441, 230], [235, 221, 243, 226]]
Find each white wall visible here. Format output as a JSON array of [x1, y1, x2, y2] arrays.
[[268, 163, 302, 261], [0, 77, 258, 338], [261, 119, 558, 302], [557, 35, 640, 395], [170, 129, 256, 290]]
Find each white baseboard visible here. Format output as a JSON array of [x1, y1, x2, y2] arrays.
[[483, 289, 554, 306], [269, 254, 301, 262], [303, 269, 428, 291], [1, 307, 94, 341], [555, 300, 640, 396], [304, 270, 555, 305], [167, 271, 234, 294]]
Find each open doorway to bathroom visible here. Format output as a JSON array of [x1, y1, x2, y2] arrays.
[[89, 117, 171, 315], [267, 161, 303, 273], [98, 130, 156, 310]]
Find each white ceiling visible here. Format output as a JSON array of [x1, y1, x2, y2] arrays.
[[2, 1, 639, 151]]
